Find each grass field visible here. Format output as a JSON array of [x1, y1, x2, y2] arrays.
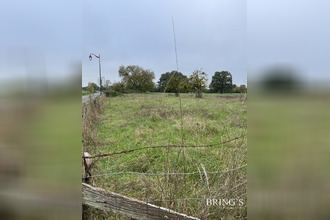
[[82, 90, 97, 96], [86, 93, 247, 219]]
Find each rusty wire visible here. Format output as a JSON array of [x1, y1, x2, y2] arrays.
[[83, 134, 246, 159]]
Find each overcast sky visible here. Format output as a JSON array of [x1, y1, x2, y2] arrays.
[[0, 0, 81, 85], [1, 1, 329, 90], [248, 0, 330, 84], [82, 0, 246, 87]]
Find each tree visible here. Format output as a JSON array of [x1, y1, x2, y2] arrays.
[[179, 77, 191, 93], [87, 82, 98, 93], [111, 81, 126, 93], [118, 65, 155, 92], [261, 67, 300, 93], [157, 71, 188, 96], [232, 84, 237, 91], [233, 84, 247, 93], [239, 84, 247, 93], [189, 69, 208, 98], [233, 85, 240, 93], [210, 71, 233, 94]]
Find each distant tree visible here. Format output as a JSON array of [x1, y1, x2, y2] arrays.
[[261, 67, 300, 93], [87, 82, 98, 93], [179, 78, 191, 93], [233, 86, 240, 93], [118, 65, 155, 92], [189, 69, 208, 98], [233, 84, 247, 93], [151, 82, 158, 92], [111, 81, 126, 93], [210, 71, 233, 94], [157, 71, 188, 96], [239, 84, 247, 93]]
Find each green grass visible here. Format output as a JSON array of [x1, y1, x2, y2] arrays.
[[82, 90, 96, 96], [88, 93, 247, 219]]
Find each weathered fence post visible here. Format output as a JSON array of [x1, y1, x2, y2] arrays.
[[82, 183, 200, 220], [82, 152, 93, 220]]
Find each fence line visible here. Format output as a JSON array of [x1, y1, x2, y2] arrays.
[[83, 134, 246, 159], [86, 164, 247, 178]]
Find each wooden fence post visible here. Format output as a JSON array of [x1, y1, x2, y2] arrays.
[[82, 183, 200, 220], [82, 152, 93, 220]]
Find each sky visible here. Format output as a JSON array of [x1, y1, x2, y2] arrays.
[[248, 0, 330, 84], [0, 0, 82, 86], [2, 1, 328, 90], [82, 0, 247, 87]]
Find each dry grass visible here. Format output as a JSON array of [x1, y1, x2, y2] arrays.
[[84, 93, 247, 219], [82, 95, 105, 148]]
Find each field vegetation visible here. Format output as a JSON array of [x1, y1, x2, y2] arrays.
[[84, 93, 247, 219], [82, 90, 91, 96]]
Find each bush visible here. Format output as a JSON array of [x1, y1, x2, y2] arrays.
[[104, 90, 122, 97], [111, 82, 126, 93]]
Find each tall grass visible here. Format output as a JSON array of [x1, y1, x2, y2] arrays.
[[85, 93, 247, 219], [82, 95, 105, 151]]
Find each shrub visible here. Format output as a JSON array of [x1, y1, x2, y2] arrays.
[[104, 89, 121, 97], [111, 82, 126, 93]]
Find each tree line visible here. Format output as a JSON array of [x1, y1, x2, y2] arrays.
[[87, 65, 247, 98]]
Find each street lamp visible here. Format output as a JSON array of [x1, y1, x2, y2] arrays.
[[89, 53, 102, 94]]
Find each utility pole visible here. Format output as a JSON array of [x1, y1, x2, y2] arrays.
[[89, 53, 102, 94]]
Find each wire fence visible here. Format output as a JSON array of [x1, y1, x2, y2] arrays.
[[83, 134, 246, 159], [82, 92, 247, 219], [83, 134, 247, 218], [86, 164, 247, 178]]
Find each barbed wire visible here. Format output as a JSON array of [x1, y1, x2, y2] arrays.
[[83, 134, 246, 159], [86, 164, 247, 178]]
